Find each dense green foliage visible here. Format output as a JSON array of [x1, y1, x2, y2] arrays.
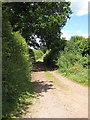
[[33, 49, 44, 62], [29, 49, 36, 63], [28, 48, 44, 63], [56, 36, 89, 85], [44, 49, 58, 67], [3, 2, 72, 49], [44, 38, 67, 67], [2, 12, 33, 117]]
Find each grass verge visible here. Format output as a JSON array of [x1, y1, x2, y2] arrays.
[[45, 71, 69, 90], [57, 69, 88, 86]]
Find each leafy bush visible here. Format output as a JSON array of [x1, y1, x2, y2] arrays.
[[44, 39, 67, 68], [2, 12, 33, 117], [56, 36, 89, 85], [44, 49, 59, 68]]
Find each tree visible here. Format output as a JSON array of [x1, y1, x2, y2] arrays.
[[2, 2, 72, 49], [70, 36, 89, 56]]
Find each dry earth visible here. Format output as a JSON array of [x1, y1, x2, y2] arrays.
[[23, 62, 88, 118]]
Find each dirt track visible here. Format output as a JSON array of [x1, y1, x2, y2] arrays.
[[24, 62, 88, 118]]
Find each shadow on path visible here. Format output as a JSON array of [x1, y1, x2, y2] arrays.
[[31, 61, 56, 97], [14, 62, 55, 117], [31, 80, 55, 97]]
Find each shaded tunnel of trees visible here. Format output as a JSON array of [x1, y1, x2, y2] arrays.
[[2, 2, 90, 118]]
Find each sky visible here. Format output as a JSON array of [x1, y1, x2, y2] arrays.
[[61, 0, 89, 40]]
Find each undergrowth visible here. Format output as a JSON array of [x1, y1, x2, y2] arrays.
[[56, 36, 89, 86], [57, 67, 88, 86]]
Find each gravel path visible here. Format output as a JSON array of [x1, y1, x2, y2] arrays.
[[23, 62, 88, 118]]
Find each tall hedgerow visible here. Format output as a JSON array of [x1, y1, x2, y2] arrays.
[[56, 36, 89, 85], [2, 12, 32, 117]]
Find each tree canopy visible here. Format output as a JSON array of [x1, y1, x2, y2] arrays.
[[3, 2, 72, 49]]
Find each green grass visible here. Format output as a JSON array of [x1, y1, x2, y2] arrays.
[[45, 71, 69, 90], [57, 69, 88, 86]]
